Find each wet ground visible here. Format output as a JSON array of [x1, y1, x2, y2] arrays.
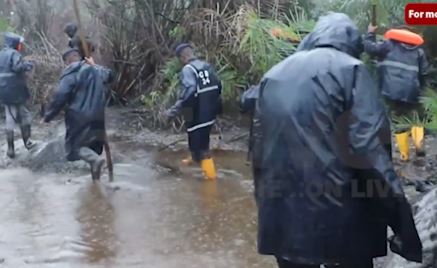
[[0, 107, 435, 268], [0, 108, 277, 268], [0, 152, 273, 268]]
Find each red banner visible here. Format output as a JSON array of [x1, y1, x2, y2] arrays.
[[405, 3, 437, 25]]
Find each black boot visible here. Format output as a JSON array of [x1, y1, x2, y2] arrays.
[[20, 125, 35, 150], [78, 147, 105, 181], [6, 131, 15, 159]]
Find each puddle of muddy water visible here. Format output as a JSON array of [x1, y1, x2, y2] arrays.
[[0, 144, 275, 268]]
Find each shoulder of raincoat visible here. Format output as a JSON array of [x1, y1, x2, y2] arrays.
[[0, 47, 32, 105], [253, 12, 421, 265], [44, 61, 110, 161], [364, 32, 429, 103]]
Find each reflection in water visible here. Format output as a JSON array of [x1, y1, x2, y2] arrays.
[[200, 180, 219, 211], [77, 183, 117, 264], [0, 146, 275, 267]]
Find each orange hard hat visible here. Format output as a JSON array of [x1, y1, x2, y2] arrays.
[[384, 29, 424, 46]]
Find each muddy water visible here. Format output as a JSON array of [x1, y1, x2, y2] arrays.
[[0, 144, 275, 267]]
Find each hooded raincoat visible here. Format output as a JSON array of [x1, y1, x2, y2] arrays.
[[363, 32, 429, 103], [44, 61, 113, 161], [0, 33, 32, 105], [251, 13, 422, 265]]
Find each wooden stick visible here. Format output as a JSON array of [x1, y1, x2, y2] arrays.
[[371, 0, 377, 27]]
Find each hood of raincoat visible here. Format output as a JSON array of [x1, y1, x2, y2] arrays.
[[297, 12, 363, 58], [3, 32, 24, 50], [64, 22, 78, 39]]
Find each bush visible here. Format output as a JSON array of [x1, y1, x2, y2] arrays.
[[151, 5, 313, 126]]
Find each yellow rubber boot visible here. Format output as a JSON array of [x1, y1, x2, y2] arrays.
[[395, 132, 410, 162], [201, 158, 217, 180], [181, 156, 194, 166], [411, 126, 425, 157]]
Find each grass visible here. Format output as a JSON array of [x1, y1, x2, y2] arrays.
[[420, 89, 437, 130], [0, 16, 12, 32]]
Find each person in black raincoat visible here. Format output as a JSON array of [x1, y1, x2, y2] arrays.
[[43, 48, 113, 180], [165, 43, 222, 180], [0, 32, 36, 158], [364, 24, 430, 161], [64, 22, 95, 57], [249, 12, 422, 268]]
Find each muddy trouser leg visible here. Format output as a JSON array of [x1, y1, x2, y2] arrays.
[[16, 105, 35, 149], [275, 258, 319, 268], [5, 105, 18, 132], [78, 147, 105, 180], [4, 105, 17, 158]]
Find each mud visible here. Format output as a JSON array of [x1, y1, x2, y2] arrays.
[[0, 107, 435, 268], [0, 107, 273, 268]]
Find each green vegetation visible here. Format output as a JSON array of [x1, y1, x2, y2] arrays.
[[4, 0, 437, 130], [0, 16, 12, 32], [153, 7, 314, 116]]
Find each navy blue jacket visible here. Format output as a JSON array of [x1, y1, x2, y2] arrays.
[[364, 32, 429, 103]]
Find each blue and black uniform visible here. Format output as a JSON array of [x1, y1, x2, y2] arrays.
[[167, 58, 222, 162]]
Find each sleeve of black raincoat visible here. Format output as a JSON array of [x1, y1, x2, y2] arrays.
[[418, 48, 430, 88], [166, 65, 197, 118], [363, 32, 391, 58], [349, 64, 422, 263], [44, 74, 75, 123], [10, 51, 32, 73], [349, 64, 403, 193], [95, 65, 114, 85]]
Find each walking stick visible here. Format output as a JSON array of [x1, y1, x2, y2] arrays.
[[73, 0, 114, 182], [371, 0, 377, 27]]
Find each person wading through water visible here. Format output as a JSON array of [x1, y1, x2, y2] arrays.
[[249, 12, 422, 268], [364, 25, 430, 162], [43, 47, 113, 180], [165, 43, 222, 180], [0, 32, 36, 158]]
